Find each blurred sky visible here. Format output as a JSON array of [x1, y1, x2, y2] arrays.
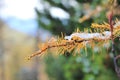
[[0, 0, 40, 35], [0, 0, 39, 19], [0, 0, 69, 36]]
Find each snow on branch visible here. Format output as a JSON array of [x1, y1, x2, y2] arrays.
[[27, 20, 120, 60]]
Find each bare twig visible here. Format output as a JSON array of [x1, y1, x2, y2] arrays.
[[108, 11, 120, 79]]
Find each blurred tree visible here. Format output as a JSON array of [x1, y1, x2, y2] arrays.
[[0, 20, 5, 80], [35, 0, 94, 35], [0, 1, 6, 80]]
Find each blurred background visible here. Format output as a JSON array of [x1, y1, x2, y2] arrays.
[[0, 0, 120, 80]]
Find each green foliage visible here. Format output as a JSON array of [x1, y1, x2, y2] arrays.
[[93, 10, 107, 23], [44, 48, 118, 80], [44, 54, 66, 80]]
